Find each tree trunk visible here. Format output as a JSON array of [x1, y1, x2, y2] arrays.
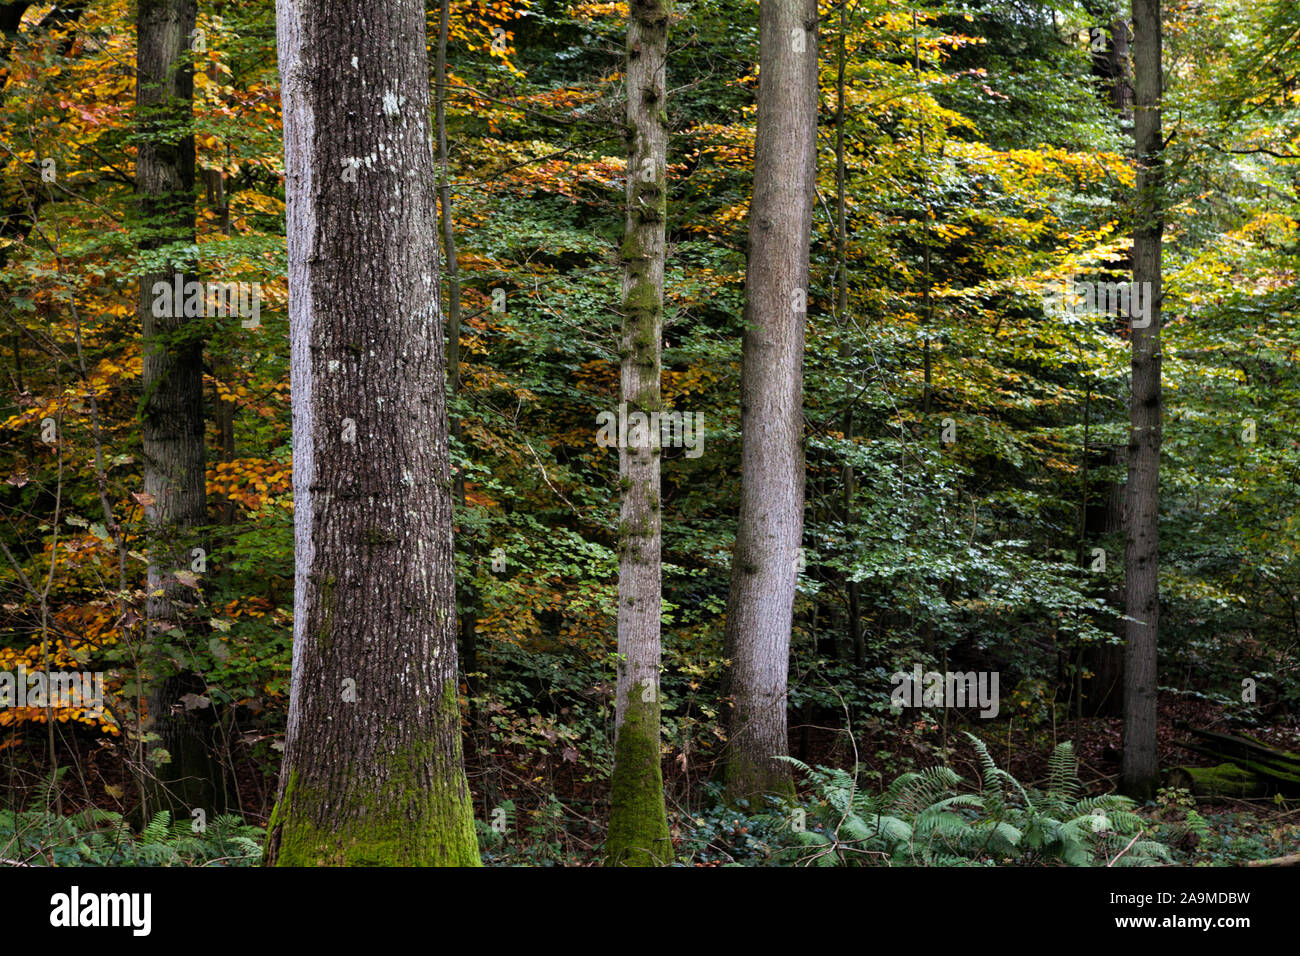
[[606, 0, 672, 867], [204, 47, 238, 537], [436, 0, 484, 766], [1079, 17, 1133, 722], [835, 1, 862, 667], [722, 0, 818, 803], [1121, 0, 1163, 801], [265, 0, 479, 866], [137, 0, 221, 820], [1108, 17, 1133, 119]]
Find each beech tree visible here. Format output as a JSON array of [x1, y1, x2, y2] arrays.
[[265, 0, 479, 865], [1121, 0, 1164, 801], [606, 0, 672, 866], [136, 0, 220, 817], [722, 0, 819, 801]]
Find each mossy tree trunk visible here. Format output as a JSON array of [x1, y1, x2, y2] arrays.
[[266, 0, 479, 867], [721, 0, 818, 803], [1121, 0, 1163, 802], [606, 0, 672, 867], [137, 0, 223, 820]]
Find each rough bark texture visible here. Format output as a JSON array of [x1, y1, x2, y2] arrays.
[[606, 0, 672, 867], [722, 0, 818, 803], [1121, 0, 1163, 802], [266, 0, 479, 866], [137, 0, 221, 818]]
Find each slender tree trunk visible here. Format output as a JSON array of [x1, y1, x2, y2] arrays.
[[204, 48, 238, 531], [835, 4, 862, 666], [722, 0, 818, 802], [436, 0, 482, 738], [606, 0, 672, 866], [1109, 18, 1133, 119], [137, 0, 219, 819], [1078, 14, 1132, 720], [266, 0, 479, 866], [1121, 0, 1163, 801], [913, 12, 933, 417]]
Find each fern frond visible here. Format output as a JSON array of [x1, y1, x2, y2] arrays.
[[141, 810, 172, 845], [1046, 740, 1082, 805]]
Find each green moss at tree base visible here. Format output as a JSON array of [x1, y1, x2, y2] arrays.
[[606, 684, 672, 866], [267, 687, 481, 867]]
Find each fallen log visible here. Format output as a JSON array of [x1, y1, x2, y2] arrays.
[[1190, 729, 1300, 763], [1165, 763, 1272, 799], [1174, 730, 1300, 796]]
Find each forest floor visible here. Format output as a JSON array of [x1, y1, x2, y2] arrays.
[[8, 689, 1298, 865]]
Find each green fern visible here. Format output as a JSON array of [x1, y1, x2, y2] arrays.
[[776, 735, 1173, 867], [0, 807, 265, 866]]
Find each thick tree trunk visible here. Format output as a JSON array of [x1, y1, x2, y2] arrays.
[[266, 0, 479, 866], [722, 0, 818, 802], [606, 0, 672, 867], [137, 0, 221, 819], [1121, 0, 1163, 801]]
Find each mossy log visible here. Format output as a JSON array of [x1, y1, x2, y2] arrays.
[[1175, 730, 1300, 795], [1165, 763, 1272, 799]]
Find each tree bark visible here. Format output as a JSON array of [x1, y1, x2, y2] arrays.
[[722, 0, 818, 803], [606, 0, 672, 866], [266, 0, 479, 866], [137, 0, 221, 820], [1121, 0, 1163, 801]]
